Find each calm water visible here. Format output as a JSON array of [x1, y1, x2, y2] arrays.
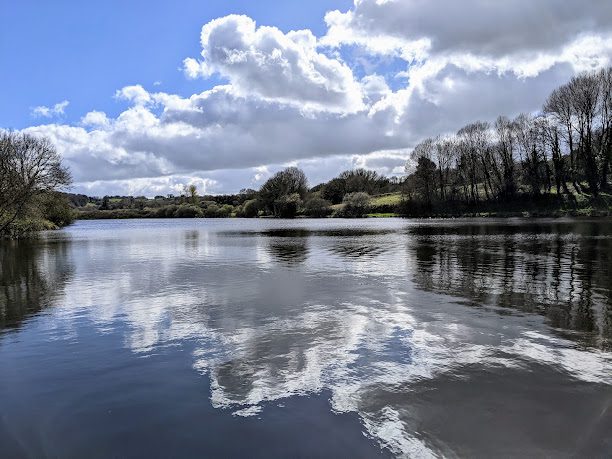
[[1, 218, 611, 458]]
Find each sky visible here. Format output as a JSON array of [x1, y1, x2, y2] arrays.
[[3, 0, 612, 197]]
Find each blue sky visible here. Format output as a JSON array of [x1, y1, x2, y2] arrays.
[[6, 0, 611, 196], [1, 0, 352, 129]]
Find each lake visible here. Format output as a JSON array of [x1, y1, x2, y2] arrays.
[[1, 218, 611, 457]]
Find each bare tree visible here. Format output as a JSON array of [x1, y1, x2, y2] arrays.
[[597, 67, 612, 189], [513, 114, 546, 196], [537, 115, 570, 194], [400, 66, 612, 209], [493, 116, 518, 199], [544, 84, 580, 192], [456, 122, 491, 202], [434, 136, 456, 201], [570, 72, 601, 192], [410, 138, 438, 203], [339, 168, 386, 195], [0, 132, 71, 234]]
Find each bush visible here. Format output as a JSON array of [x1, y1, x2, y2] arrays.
[[1, 218, 57, 239], [237, 199, 261, 217], [273, 193, 302, 218], [155, 205, 178, 218], [368, 203, 399, 215], [338, 192, 370, 217], [303, 196, 332, 217], [203, 203, 221, 217], [39, 192, 75, 227], [398, 199, 430, 217], [216, 204, 234, 217], [174, 204, 203, 218]]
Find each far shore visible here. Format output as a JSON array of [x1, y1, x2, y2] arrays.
[[73, 195, 612, 221]]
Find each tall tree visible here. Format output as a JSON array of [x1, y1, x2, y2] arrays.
[[597, 67, 612, 189], [544, 84, 580, 192], [186, 184, 198, 205], [494, 116, 518, 199], [413, 156, 438, 206], [570, 72, 601, 193]]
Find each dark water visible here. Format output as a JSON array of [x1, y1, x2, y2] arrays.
[[1, 218, 611, 458]]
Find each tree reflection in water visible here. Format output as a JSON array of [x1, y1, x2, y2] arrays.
[[0, 238, 73, 329], [408, 220, 612, 349]]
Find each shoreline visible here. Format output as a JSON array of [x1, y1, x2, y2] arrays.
[[72, 210, 612, 220], [71, 191, 612, 222]]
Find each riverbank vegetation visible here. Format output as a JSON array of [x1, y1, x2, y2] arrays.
[[0, 132, 72, 238]]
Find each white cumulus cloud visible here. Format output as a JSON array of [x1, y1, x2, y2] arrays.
[[184, 15, 365, 113]]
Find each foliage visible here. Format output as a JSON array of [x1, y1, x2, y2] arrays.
[[321, 177, 347, 204], [0, 218, 58, 239], [337, 192, 371, 217], [319, 169, 401, 204], [259, 167, 308, 216], [185, 184, 198, 205], [37, 192, 75, 227], [203, 203, 233, 218], [273, 193, 302, 218], [237, 199, 262, 217], [303, 196, 332, 217], [155, 204, 178, 218], [174, 204, 203, 218]]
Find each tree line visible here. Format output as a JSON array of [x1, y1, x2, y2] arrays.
[[73, 166, 401, 220], [406, 67, 612, 208]]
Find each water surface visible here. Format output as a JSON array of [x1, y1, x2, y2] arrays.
[[1, 218, 611, 457]]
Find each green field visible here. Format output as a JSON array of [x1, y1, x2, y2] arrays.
[[369, 193, 403, 206]]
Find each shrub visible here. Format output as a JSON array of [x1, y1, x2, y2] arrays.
[[338, 192, 370, 217], [218, 204, 234, 217], [273, 193, 302, 218], [303, 196, 332, 217], [238, 199, 261, 217], [203, 203, 221, 217], [397, 198, 431, 217], [174, 204, 203, 218], [1, 218, 57, 239], [155, 205, 178, 217], [39, 192, 75, 227]]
